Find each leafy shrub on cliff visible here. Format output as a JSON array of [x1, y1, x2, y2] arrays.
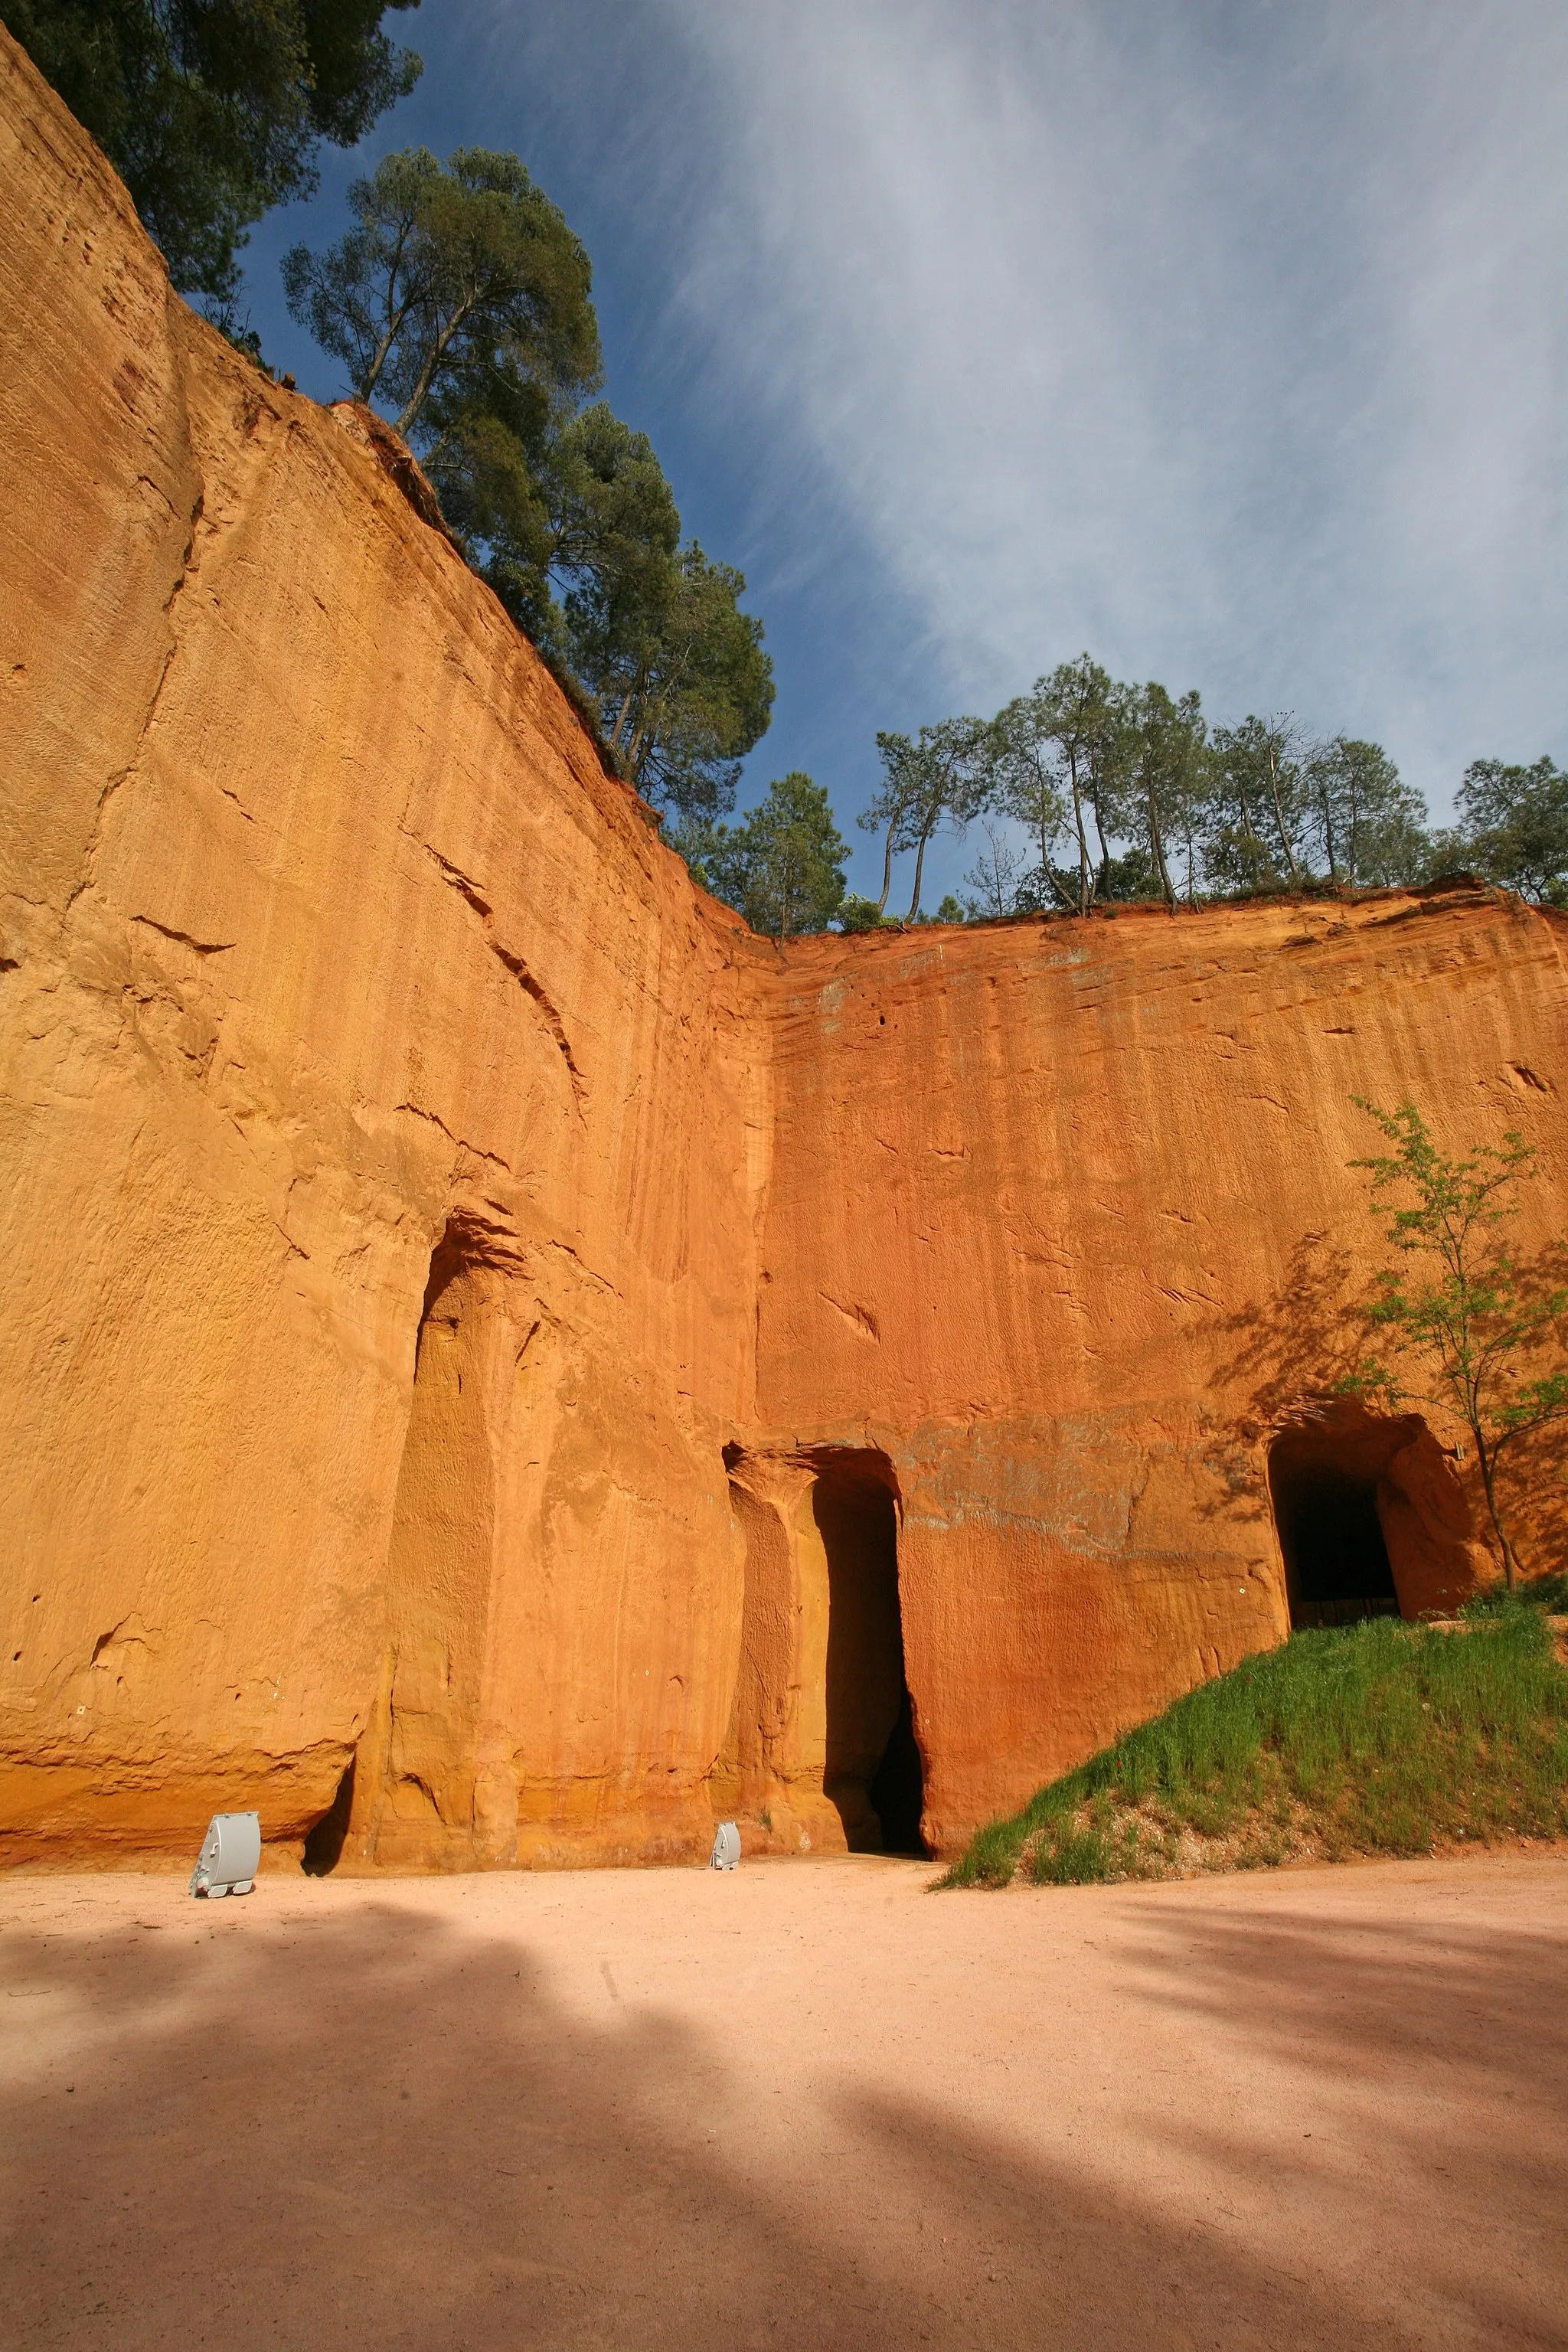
[[683, 773, 847, 939], [941, 1609, 1568, 1889]]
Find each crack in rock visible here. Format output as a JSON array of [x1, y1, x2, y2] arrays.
[[132, 915, 235, 956], [426, 847, 585, 1106]]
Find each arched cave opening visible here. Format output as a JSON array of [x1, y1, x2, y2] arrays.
[[354, 1211, 530, 1867], [812, 1452, 927, 1855], [1269, 1423, 1403, 1630], [301, 1754, 355, 1875]]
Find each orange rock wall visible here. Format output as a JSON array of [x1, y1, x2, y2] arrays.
[[3, 34, 1565, 1867], [0, 33, 771, 1867], [752, 907, 1568, 1847]]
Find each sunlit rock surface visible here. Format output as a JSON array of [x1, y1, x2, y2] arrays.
[[3, 29, 1564, 1867]]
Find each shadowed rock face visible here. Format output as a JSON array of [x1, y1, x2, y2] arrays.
[[2, 28, 1566, 1870]]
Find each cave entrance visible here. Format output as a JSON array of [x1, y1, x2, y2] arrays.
[[332, 1214, 534, 1870], [301, 1755, 355, 1876], [812, 1452, 926, 1855], [1269, 1420, 1405, 1629]]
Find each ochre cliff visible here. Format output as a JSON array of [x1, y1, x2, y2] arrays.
[[3, 31, 1565, 1868], [748, 903, 1566, 1847], [0, 31, 771, 1869]]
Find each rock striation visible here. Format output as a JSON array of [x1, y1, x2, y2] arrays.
[[3, 29, 1565, 1867]]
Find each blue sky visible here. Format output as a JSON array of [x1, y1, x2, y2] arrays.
[[235, 2, 1568, 910]]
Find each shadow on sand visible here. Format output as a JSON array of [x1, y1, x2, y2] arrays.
[[2, 1873, 1565, 2350]]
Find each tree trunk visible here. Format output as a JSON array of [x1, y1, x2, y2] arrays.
[[1267, 749, 1302, 886], [1092, 794, 1113, 896], [876, 823, 896, 915], [394, 296, 475, 439], [1319, 782, 1341, 885], [1148, 786, 1176, 910], [360, 314, 403, 403], [1068, 750, 1092, 914], [1475, 1432, 1519, 1589], [906, 825, 932, 923]]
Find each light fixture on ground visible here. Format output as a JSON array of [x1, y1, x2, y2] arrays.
[[189, 1811, 261, 1897], [709, 1821, 740, 1870]]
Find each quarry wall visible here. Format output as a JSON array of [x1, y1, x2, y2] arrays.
[[2, 31, 1564, 1868], [0, 32, 773, 1868]]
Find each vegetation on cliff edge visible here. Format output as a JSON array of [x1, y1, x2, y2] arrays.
[[941, 1606, 1568, 1890], [2, 0, 422, 304], [15, 15, 1564, 933], [283, 142, 774, 832]]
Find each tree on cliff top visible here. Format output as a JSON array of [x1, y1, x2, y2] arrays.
[[1304, 737, 1429, 888], [1123, 682, 1210, 910], [858, 719, 988, 923], [286, 146, 773, 823], [991, 656, 1122, 916], [1341, 1099, 1568, 1589], [1207, 715, 1310, 891], [4, 0, 422, 302], [283, 144, 603, 441], [694, 773, 847, 939], [589, 541, 773, 824], [1445, 756, 1568, 906]]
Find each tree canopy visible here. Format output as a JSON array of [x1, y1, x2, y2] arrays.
[[285, 144, 773, 825], [858, 718, 988, 921], [5, 0, 422, 301], [1445, 757, 1568, 906], [1208, 716, 1307, 890], [1304, 737, 1429, 887], [858, 650, 1511, 925], [694, 773, 847, 939], [1342, 1100, 1568, 1587], [282, 144, 601, 439]]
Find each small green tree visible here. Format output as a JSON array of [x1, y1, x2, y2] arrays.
[[858, 718, 988, 923], [1128, 683, 1209, 909], [703, 774, 847, 939], [988, 692, 1070, 905], [858, 732, 923, 917], [991, 656, 1119, 916], [1207, 715, 1307, 891], [1304, 738, 1429, 887], [1343, 1100, 1568, 1587], [591, 541, 773, 825], [1449, 756, 1568, 906]]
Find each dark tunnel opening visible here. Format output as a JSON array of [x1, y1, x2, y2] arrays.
[[1269, 1426, 1403, 1630], [301, 1755, 356, 1876], [812, 1453, 927, 1855]]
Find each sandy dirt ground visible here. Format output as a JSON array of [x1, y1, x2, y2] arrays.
[[2, 1851, 1565, 2351]]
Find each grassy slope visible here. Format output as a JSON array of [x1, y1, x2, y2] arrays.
[[941, 1606, 1568, 1890]]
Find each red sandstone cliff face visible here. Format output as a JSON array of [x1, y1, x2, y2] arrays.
[[0, 31, 774, 1867], [747, 903, 1567, 1849], [2, 33, 1564, 1868]]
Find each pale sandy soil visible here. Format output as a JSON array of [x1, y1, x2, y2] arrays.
[[2, 1851, 1565, 2350]]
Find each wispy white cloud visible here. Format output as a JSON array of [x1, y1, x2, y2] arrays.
[[256, 1, 1568, 841], [635, 0, 1568, 808]]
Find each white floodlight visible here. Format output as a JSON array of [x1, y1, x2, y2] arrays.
[[709, 1821, 740, 1870], [188, 1811, 261, 1898]]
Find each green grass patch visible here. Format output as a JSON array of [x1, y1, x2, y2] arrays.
[[939, 1605, 1568, 1890]]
